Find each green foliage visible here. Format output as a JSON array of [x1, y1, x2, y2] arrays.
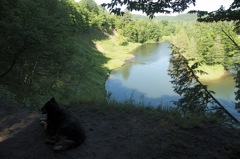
[[114, 13, 176, 43], [170, 21, 239, 67], [0, 85, 16, 102], [235, 64, 240, 112], [77, 0, 115, 32], [169, 50, 215, 115], [1, 0, 239, 111], [0, 0, 111, 106], [190, 0, 240, 23], [119, 40, 129, 46], [169, 47, 240, 123], [132, 13, 197, 21], [102, 0, 196, 18], [102, 0, 239, 26]]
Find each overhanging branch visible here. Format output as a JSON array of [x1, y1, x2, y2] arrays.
[[0, 39, 27, 78], [221, 28, 240, 50]]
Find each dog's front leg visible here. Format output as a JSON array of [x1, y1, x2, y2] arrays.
[[45, 136, 56, 145], [40, 120, 48, 129]]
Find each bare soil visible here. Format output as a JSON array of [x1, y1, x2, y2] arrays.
[[0, 100, 240, 159]]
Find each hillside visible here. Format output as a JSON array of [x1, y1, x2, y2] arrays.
[[132, 13, 197, 21]]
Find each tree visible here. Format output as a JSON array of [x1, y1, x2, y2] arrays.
[[0, 0, 111, 105], [102, 0, 239, 23], [102, 0, 240, 114], [102, 0, 196, 18], [171, 27, 189, 53], [79, 0, 99, 13], [211, 35, 224, 64], [192, 2, 240, 23], [187, 37, 197, 59], [191, 1, 240, 52]]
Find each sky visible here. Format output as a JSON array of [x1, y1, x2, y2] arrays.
[[75, 0, 233, 15]]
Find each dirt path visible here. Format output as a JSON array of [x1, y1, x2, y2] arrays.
[[0, 100, 240, 159]]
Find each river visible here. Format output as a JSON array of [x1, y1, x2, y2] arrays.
[[105, 42, 239, 119]]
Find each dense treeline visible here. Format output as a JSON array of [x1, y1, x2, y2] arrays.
[[132, 13, 197, 21], [115, 12, 176, 43], [170, 21, 239, 68]]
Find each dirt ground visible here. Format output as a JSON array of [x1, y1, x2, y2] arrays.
[[0, 100, 240, 159]]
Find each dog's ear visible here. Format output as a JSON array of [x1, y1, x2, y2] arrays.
[[50, 97, 55, 102]]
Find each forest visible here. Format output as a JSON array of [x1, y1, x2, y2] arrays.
[[0, 0, 239, 113]]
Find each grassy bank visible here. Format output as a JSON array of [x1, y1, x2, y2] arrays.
[[94, 31, 141, 70], [196, 64, 226, 80], [188, 61, 226, 80], [70, 31, 142, 105]]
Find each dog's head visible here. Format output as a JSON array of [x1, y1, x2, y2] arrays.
[[41, 97, 59, 114]]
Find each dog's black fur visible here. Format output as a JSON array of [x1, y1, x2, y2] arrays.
[[41, 97, 86, 151]]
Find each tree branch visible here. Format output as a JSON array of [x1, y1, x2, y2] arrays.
[[0, 40, 27, 78], [183, 55, 240, 123], [221, 28, 240, 50]]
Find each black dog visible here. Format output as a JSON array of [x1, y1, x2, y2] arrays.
[[41, 97, 86, 151]]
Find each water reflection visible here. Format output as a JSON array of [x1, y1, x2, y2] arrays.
[[200, 72, 236, 101], [168, 51, 215, 115], [105, 42, 239, 120], [234, 64, 240, 113], [106, 42, 180, 106], [169, 47, 240, 122]]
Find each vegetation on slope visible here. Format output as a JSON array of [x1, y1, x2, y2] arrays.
[[132, 13, 197, 21], [0, 1, 240, 157], [0, 0, 239, 112], [0, 0, 114, 105]]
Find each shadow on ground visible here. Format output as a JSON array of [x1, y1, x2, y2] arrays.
[[1, 100, 240, 159]]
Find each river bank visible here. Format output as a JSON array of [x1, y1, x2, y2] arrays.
[[97, 35, 228, 81], [94, 32, 141, 70], [1, 33, 240, 158], [196, 64, 228, 81]]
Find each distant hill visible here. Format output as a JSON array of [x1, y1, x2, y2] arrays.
[[132, 13, 197, 21]]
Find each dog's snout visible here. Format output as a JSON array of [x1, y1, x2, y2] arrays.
[[41, 107, 47, 114]]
